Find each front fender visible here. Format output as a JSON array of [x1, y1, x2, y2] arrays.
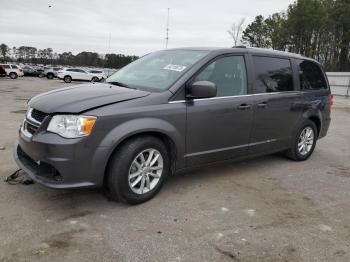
[[99, 117, 185, 169]]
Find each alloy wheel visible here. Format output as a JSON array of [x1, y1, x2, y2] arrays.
[[297, 126, 314, 155], [128, 148, 163, 194]]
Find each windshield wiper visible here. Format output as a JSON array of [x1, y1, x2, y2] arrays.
[[108, 81, 136, 89]]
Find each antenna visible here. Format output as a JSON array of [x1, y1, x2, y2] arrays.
[[165, 8, 170, 48]]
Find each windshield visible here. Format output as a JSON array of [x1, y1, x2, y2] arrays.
[[106, 50, 209, 91]]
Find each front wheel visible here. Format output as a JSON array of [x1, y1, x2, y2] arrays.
[[285, 120, 317, 161], [106, 136, 170, 204]]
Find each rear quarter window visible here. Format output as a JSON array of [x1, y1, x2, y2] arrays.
[[296, 59, 327, 90], [253, 56, 294, 93]]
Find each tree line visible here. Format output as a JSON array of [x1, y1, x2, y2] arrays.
[[238, 0, 350, 71], [0, 44, 138, 68]]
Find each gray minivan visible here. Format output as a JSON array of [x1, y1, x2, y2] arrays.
[[14, 47, 332, 204]]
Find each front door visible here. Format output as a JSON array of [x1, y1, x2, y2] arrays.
[[185, 55, 255, 167]]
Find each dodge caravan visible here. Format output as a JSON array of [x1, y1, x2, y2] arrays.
[[14, 47, 332, 204]]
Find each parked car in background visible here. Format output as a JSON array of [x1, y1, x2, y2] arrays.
[[14, 47, 331, 204], [40, 67, 62, 79], [104, 68, 119, 78], [0, 64, 6, 77], [88, 69, 107, 80], [22, 66, 44, 77], [57, 68, 104, 83], [0, 64, 24, 79]]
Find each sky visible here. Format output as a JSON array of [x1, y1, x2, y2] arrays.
[[0, 0, 294, 56]]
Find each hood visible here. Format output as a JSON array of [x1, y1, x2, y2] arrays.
[[29, 83, 150, 113]]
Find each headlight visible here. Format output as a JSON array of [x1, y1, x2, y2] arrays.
[[47, 115, 97, 138]]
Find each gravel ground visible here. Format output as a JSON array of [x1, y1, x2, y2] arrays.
[[0, 77, 349, 262]]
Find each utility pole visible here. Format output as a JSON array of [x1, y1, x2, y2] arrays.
[[165, 8, 170, 48], [108, 32, 111, 54]]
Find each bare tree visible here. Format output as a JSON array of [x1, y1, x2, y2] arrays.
[[227, 18, 246, 46]]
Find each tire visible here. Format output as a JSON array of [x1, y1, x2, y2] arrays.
[[285, 120, 317, 161], [47, 73, 54, 79], [91, 76, 99, 82], [9, 72, 18, 79], [64, 75, 72, 83], [106, 135, 170, 204]]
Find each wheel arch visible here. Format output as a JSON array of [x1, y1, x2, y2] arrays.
[[308, 115, 321, 137], [103, 130, 178, 187], [289, 111, 322, 148], [100, 119, 184, 186]]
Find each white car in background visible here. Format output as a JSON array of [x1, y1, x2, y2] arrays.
[[0, 64, 24, 79], [88, 69, 107, 80], [57, 68, 104, 83]]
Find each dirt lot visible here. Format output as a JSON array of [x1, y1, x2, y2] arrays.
[[0, 77, 350, 262]]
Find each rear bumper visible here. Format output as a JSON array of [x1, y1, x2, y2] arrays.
[[13, 128, 110, 189]]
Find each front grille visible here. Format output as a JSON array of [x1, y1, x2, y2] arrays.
[[31, 109, 48, 122]]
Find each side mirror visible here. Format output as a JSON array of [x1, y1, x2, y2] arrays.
[[186, 81, 217, 99]]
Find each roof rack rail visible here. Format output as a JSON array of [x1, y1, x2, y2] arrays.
[[232, 45, 246, 48]]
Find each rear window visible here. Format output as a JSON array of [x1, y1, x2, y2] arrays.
[[253, 56, 294, 93], [296, 60, 327, 90]]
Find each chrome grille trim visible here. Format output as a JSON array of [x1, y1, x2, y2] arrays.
[[26, 107, 41, 125], [21, 107, 45, 138]]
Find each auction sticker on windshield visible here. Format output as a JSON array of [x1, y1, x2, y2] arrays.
[[163, 64, 187, 72]]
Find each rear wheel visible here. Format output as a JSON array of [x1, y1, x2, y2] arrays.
[[285, 120, 317, 161], [106, 136, 170, 204], [91, 76, 99, 82], [47, 73, 54, 79], [64, 75, 72, 83], [9, 72, 18, 79]]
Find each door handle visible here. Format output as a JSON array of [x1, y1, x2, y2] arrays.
[[237, 104, 252, 110], [257, 102, 268, 108]]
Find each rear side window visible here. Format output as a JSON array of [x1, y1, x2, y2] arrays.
[[67, 69, 79, 72], [253, 56, 294, 93], [193, 55, 247, 97], [296, 60, 327, 90], [3, 65, 10, 68], [11, 65, 18, 69]]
